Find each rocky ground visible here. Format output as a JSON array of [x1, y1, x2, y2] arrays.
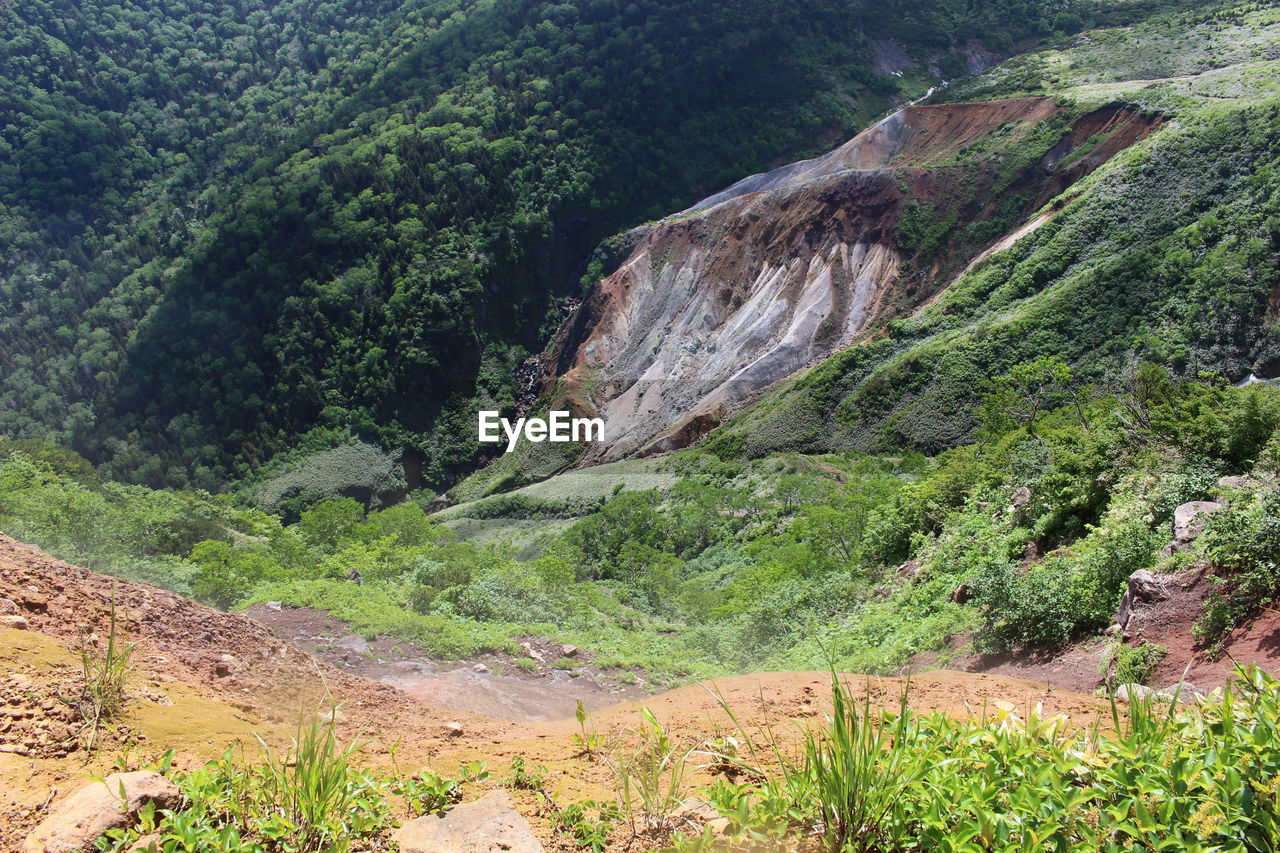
[[242, 604, 645, 722]]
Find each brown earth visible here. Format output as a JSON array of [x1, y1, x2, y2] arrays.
[[537, 99, 1161, 467], [0, 533, 1118, 851]]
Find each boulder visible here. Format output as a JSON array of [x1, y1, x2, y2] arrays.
[[393, 790, 543, 853], [443, 721, 464, 738], [23, 771, 180, 853], [0, 597, 18, 615], [1114, 684, 1156, 702], [559, 644, 579, 658], [1216, 475, 1250, 491], [0, 614, 29, 630], [1115, 569, 1167, 630], [1172, 501, 1222, 544]]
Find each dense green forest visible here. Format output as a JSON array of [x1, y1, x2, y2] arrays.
[[0, 0, 1166, 491]]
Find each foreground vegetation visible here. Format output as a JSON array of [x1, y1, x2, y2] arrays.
[[89, 665, 1280, 851]]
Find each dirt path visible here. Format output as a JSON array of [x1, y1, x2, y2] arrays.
[[242, 605, 644, 722]]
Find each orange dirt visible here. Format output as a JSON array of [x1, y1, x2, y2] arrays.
[[0, 534, 1113, 851]]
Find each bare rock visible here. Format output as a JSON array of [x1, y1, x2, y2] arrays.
[[394, 790, 543, 853], [559, 644, 579, 658], [1114, 684, 1156, 703], [214, 653, 238, 677], [23, 771, 180, 853], [334, 634, 370, 655], [472, 663, 489, 673], [1115, 570, 1167, 630], [443, 721, 464, 738], [0, 614, 29, 630], [1216, 475, 1250, 492], [1173, 501, 1222, 544], [1007, 486, 1032, 515], [0, 597, 18, 615], [263, 601, 283, 612]]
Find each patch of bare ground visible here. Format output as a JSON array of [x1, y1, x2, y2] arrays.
[[0, 532, 1113, 851]]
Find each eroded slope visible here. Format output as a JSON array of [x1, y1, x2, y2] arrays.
[[539, 98, 1158, 463]]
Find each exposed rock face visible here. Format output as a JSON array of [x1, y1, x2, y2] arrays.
[[1173, 501, 1223, 544], [23, 771, 180, 853], [393, 790, 543, 853], [541, 98, 1159, 463], [1116, 569, 1169, 630]]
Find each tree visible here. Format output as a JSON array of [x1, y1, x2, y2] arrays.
[[979, 356, 1074, 438]]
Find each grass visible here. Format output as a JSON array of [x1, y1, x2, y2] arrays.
[[673, 664, 1280, 851], [78, 597, 137, 751]]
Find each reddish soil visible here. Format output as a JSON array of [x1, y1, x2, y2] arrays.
[[1127, 562, 1280, 690], [0, 532, 1117, 851]]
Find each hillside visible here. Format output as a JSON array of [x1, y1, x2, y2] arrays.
[[7, 0, 1280, 849], [0, 0, 1133, 492], [2, 534, 1117, 850]]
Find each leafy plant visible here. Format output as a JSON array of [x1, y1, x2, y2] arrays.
[[609, 707, 695, 840], [572, 700, 607, 759]]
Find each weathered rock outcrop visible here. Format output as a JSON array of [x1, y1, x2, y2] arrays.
[[393, 790, 543, 853], [23, 771, 180, 853], [540, 98, 1160, 463]]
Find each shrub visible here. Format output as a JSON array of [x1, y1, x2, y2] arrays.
[[255, 442, 406, 516]]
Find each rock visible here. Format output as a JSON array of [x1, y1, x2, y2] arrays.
[[128, 834, 160, 852], [472, 663, 489, 673], [334, 634, 370, 655], [0, 614, 29, 630], [1114, 683, 1156, 702], [1007, 486, 1032, 514], [214, 654, 238, 677], [394, 790, 543, 853], [443, 721, 464, 738], [677, 797, 720, 822], [264, 601, 283, 612], [560, 644, 579, 658], [1156, 683, 1206, 704], [23, 771, 180, 853], [1216, 475, 1250, 492], [1115, 569, 1167, 630], [895, 560, 922, 579], [0, 598, 18, 615], [1104, 623, 1123, 637], [1172, 501, 1222, 543]]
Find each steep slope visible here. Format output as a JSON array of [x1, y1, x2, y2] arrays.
[[706, 1, 1280, 459], [0, 0, 1110, 492], [535, 97, 1157, 464]]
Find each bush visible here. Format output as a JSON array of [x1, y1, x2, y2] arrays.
[[255, 443, 406, 517]]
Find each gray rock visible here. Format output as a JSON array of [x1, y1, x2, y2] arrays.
[[1216, 475, 1250, 492], [334, 634, 370, 655], [1116, 569, 1167, 630], [0, 614, 29, 630], [1114, 683, 1156, 702], [23, 771, 180, 853], [394, 790, 543, 853], [1173, 501, 1223, 543], [0, 598, 18, 615]]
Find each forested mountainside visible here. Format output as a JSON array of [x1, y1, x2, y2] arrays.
[[0, 0, 1130, 493], [455, 0, 1280, 496]]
